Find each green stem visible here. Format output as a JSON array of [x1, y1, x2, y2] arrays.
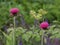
[[13, 16, 16, 45], [41, 30, 44, 45]]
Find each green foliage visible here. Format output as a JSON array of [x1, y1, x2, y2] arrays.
[[1, 27, 40, 45], [0, 0, 60, 27], [1, 23, 60, 45], [0, 0, 60, 45]]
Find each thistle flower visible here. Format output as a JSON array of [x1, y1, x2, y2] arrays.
[[10, 8, 19, 16], [40, 21, 49, 29]]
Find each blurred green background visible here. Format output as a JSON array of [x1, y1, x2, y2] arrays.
[[0, 0, 60, 27], [0, 0, 60, 45]]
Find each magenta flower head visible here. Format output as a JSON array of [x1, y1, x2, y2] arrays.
[[40, 21, 49, 29], [10, 8, 19, 16]]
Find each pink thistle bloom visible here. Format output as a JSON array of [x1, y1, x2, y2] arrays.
[[40, 21, 49, 29], [10, 8, 19, 15]]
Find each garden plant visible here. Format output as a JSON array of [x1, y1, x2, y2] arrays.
[[0, 0, 60, 45]]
